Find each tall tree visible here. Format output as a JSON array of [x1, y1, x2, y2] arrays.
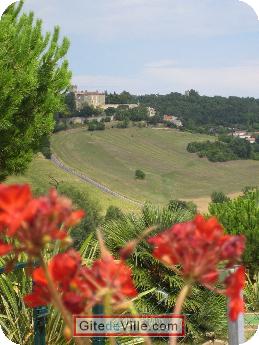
[[0, 2, 71, 181]]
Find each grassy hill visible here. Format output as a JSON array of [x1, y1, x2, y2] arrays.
[[51, 127, 259, 205], [6, 154, 139, 214]]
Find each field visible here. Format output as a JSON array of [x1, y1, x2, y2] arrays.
[[6, 154, 139, 214], [51, 127, 259, 207]]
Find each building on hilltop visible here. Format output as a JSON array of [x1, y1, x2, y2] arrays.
[[147, 107, 156, 117], [72, 85, 105, 110], [163, 115, 183, 127]]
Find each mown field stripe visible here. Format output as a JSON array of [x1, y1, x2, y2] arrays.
[[51, 153, 143, 207]]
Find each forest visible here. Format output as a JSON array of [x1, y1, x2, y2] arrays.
[[106, 90, 259, 132]]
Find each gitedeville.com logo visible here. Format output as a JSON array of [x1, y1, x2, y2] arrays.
[[74, 315, 185, 337]]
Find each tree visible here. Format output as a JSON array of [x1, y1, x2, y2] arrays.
[[135, 169, 145, 180], [209, 189, 259, 274], [0, 2, 71, 181], [64, 92, 76, 114]]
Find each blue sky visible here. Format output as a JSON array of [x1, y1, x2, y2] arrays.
[[22, 0, 259, 97]]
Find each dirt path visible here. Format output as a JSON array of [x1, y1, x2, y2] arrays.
[[51, 154, 143, 206]]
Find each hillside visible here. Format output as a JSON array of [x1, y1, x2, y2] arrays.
[[6, 154, 139, 214], [51, 127, 259, 205]]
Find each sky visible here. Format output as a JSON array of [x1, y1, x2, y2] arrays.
[[21, 0, 259, 97]]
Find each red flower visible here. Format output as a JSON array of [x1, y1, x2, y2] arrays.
[[148, 215, 246, 320], [0, 184, 35, 236], [0, 185, 85, 256], [90, 255, 137, 302], [24, 250, 88, 313], [225, 266, 245, 320], [14, 188, 84, 255], [148, 215, 244, 284], [24, 285, 51, 308], [0, 241, 13, 256], [62, 292, 86, 314]]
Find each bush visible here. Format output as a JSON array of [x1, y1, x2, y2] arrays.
[[57, 184, 102, 248], [135, 169, 145, 180], [168, 199, 197, 215], [210, 191, 230, 204], [88, 120, 105, 131], [105, 206, 124, 222]]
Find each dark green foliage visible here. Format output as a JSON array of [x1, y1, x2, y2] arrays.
[[114, 106, 148, 122], [0, 2, 71, 180], [135, 169, 145, 180], [39, 135, 52, 159], [64, 92, 76, 114], [210, 191, 230, 204], [168, 199, 197, 215], [77, 104, 102, 118], [106, 90, 136, 104], [187, 136, 253, 162], [209, 189, 259, 274], [106, 90, 259, 133], [116, 119, 129, 128], [105, 205, 124, 222], [57, 183, 102, 249], [88, 120, 105, 131], [105, 107, 116, 116]]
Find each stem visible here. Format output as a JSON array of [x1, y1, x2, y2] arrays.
[[170, 284, 192, 345], [130, 304, 152, 345], [40, 255, 86, 345], [104, 293, 116, 345]]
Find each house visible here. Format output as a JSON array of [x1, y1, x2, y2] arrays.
[[232, 131, 256, 144], [72, 85, 106, 110], [147, 107, 156, 117], [163, 115, 183, 127]]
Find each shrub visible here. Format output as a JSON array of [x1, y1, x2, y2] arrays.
[[210, 191, 230, 204], [57, 183, 102, 248], [168, 199, 197, 215], [135, 169, 145, 180], [105, 206, 124, 222]]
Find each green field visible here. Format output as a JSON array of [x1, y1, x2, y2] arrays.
[[6, 154, 139, 214], [51, 127, 259, 205]]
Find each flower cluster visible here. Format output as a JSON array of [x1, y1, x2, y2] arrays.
[[0, 183, 247, 339], [24, 249, 137, 314], [148, 214, 246, 320], [0, 184, 84, 257]]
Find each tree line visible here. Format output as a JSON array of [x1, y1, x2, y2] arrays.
[[106, 89, 259, 133], [187, 135, 259, 162]]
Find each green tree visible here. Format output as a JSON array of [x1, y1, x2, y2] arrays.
[[0, 2, 71, 181], [209, 189, 259, 274], [64, 92, 76, 114], [135, 169, 145, 180]]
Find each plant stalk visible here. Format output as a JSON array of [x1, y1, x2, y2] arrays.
[[170, 283, 191, 345], [40, 255, 86, 345]]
